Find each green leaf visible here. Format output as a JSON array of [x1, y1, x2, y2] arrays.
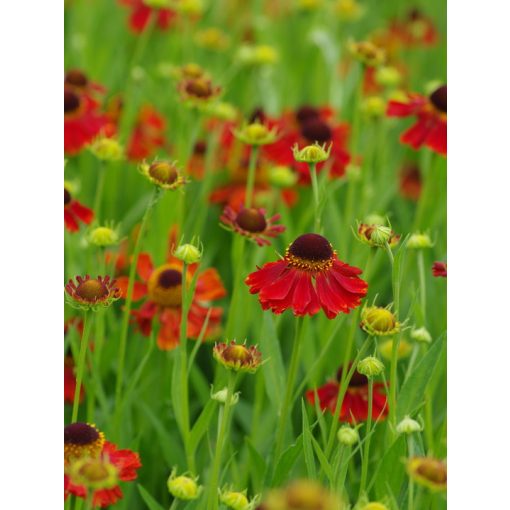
[[311, 435, 334, 485], [397, 335, 446, 421], [301, 400, 317, 479], [372, 436, 407, 500], [189, 398, 217, 453], [259, 313, 285, 409], [244, 437, 267, 492], [137, 484, 165, 510], [272, 436, 303, 487]]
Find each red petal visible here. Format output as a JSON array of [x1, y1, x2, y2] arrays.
[[136, 253, 154, 282]]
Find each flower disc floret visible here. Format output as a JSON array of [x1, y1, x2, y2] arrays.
[[285, 233, 334, 271], [213, 341, 262, 373], [64, 423, 105, 461], [65, 275, 120, 311]]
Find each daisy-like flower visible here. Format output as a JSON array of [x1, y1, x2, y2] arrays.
[[64, 422, 141, 507], [213, 341, 263, 373], [220, 206, 285, 247], [432, 261, 447, 278], [139, 160, 187, 190], [65, 355, 84, 404], [64, 87, 108, 156], [116, 249, 226, 350], [306, 363, 388, 423], [178, 76, 221, 105], [118, 0, 176, 33], [387, 84, 447, 155], [65, 275, 121, 311], [389, 8, 439, 48], [65, 187, 94, 233], [360, 305, 400, 336], [407, 457, 447, 492], [126, 105, 167, 161], [245, 233, 367, 319]]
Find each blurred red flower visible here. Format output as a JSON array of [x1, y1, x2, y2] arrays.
[[119, 0, 176, 33]]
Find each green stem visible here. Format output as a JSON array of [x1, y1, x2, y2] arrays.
[[274, 318, 303, 463], [358, 378, 374, 499], [417, 251, 427, 324], [408, 437, 415, 510], [224, 235, 246, 339], [71, 312, 92, 423], [93, 162, 106, 221], [114, 187, 160, 437], [169, 498, 179, 510], [207, 371, 237, 510], [245, 146, 259, 208], [309, 163, 321, 232]]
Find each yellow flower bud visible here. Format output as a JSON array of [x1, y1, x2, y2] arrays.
[[233, 122, 278, 146], [361, 503, 390, 510], [219, 490, 250, 510], [375, 66, 402, 88], [292, 142, 331, 164], [360, 306, 400, 336], [167, 470, 201, 500], [269, 166, 298, 188], [348, 40, 385, 67], [89, 136, 124, 162], [378, 338, 412, 361], [407, 232, 434, 249], [88, 226, 119, 247], [357, 356, 385, 377], [173, 241, 202, 264]]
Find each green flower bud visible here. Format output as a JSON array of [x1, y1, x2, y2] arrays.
[[268, 166, 298, 188], [211, 387, 240, 405], [219, 490, 250, 510], [397, 416, 422, 435], [174, 242, 202, 264], [357, 356, 385, 377], [233, 122, 278, 146], [407, 232, 433, 249], [375, 66, 402, 87], [361, 96, 386, 118], [88, 226, 119, 247], [167, 470, 201, 501], [337, 426, 359, 446], [89, 137, 124, 161], [411, 326, 432, 343]]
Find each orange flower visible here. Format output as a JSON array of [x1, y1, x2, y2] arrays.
[[116, 246, 226, 350]]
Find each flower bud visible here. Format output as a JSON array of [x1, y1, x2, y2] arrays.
[[140, 160, 187, 190], [407, 232, 433, 249], [204, 101, 238, 121], [360, 306, 400, 336], [397, 416, 422, 435], [268, 166, 298, 188], [337, 426, 359, 446], [411, 326, 432, 343], [213, 341, 263, 374], [195, 27, 230, 51], [173, 241, 202, 264], [211, 387, 240, 405], [375, 66, 402, 88], [378, 338, 412, 361], [233, 122, 278, 146], [292, 142, 331, 163], [167, 470, 201, 500], [357, 356, 385, 377], [219, 489, 250, 510], [88, 226, 119, 247], [89, 136, 124, 161], [357, 223, 400, 248], [361, 96, 386, 118], [346, 163, 361, 181]]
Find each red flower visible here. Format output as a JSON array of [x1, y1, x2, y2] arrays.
[[220, 206, 286, 246], [389, 9, 439, 48], [126, 105, 167, 161], [116, 247, 226, 350], [245, 233, 367, 318], [387, 85, 447, 155], [64, 423, 141, 508], [64, 356, 84, 404], [306, 365, 388, 423], [399, 163, 422, 201], [65, 188, 94, 232], [432, 261, 447, 278], [118, 0, 176, 33], [64, 86, 108, 156]]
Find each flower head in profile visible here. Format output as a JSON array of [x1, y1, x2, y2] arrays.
[[213, 341, 262, 374], [360, 305, 400, 336], [407, 457, 447, 492], [306, 362, 388, 423], [348, 40, 386, 67], [246, 233, 367, 319], [64, 185, 94, 233], [292, 142, 332, 164], [220, 206, 285, 247], [178, 76, 221, 105], [387, 84, 447, 155], [233, 122, 278, 146], [64, 422, 141, 507], [65, 275, 120, 311], [139, 160, 188, 190]]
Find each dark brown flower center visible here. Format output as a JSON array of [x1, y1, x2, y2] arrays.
[[193, 140, 207, 156], [158, 269, 182, 289], [64, 188, 72, 205], [429, 85, 447, 113], [249, 107, 267, 124], [75, 279, 109, 300], [288, 233, 333, 262], [65, 423, 100, 446], [296, 105, 320, 125], [235, 208, 267, 233], [301, 118, 332, 144], [185, 78, 213, 98], [336, 365, 368, 387], [65, 90, 81, 114], [408, 8, 422, 20], [149, 162, 178, 184], [65, 69, 88, 88]]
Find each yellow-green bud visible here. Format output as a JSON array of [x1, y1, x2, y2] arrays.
[[378, 338, 412, 361], [173, 242, 202, 264], [89, 137, 124, 161], [204, 101, 238, 121], [407, 232, 433, 249], [337, 426, 359, 446], [211, 387, 240, 405], [375, 66, 402, 88], [361, 96, 386, 118], [397, 416, 422, 435], [411, 327, 432, 343], [88, 226, 119, 247], [360, 306, 400, 336], [176, 0, 203, 16], [357, 356, 384, 377], [167, 471, 201, 500], [269, 166, 298, 188], [233, 122, 278, 146], [219, 490, 250, 510], [292, 142, 331, 164]]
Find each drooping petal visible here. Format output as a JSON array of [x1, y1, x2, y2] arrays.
[[245, 260, 287, 294], [136, 253, 154, 282]]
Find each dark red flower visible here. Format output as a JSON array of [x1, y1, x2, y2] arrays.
[[245, 233, 367, 318], [64, 188, 94, 232], [432, 261, 447, 278], [389, 9, 439, 48], [220, 206, 285, 246], [126, 105, 167, 161], [387, 85, 447, 155], [306, 364, 388, 423], [64, 423, 141, 508], [118, 0, 176, 33]]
